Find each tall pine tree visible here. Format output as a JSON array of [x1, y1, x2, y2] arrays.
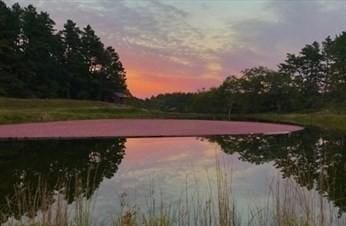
[[0, 0, 128, 100]]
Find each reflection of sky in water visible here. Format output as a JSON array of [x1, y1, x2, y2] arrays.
[[91, 137, 281, 224], [3, 128, 346, 226], [2, 133, 344, 225]]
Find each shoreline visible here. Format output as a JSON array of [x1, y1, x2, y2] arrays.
[[0, 119, 303, 140]]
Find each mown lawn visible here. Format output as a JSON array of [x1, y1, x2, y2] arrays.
[[243, 111, 346, 132], [1, 97, 346, 131], [0, 98, 156, 124], [0, 98, 212, 124]]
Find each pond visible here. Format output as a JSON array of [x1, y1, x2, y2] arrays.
[[0, 128, 345, 225]]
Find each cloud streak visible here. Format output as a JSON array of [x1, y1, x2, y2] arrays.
[[219, 0, 346, 74], [5, 0, 346, 97]]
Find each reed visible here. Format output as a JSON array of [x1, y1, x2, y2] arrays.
[[1, 163, 345, 226]]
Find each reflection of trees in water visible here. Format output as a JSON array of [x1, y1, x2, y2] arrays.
[[208, 128, 346, 214], [0, 138, 126, 222]]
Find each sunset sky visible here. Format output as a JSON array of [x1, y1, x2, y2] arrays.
[[6, 0, 346, 97]]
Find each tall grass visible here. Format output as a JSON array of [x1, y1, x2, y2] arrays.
[[247, 176, 346, 226], [1, 163, 345, 226]]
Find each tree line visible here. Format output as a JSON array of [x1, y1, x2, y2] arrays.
[[146, 32, 346, 114], [0, 1, 127, 100]]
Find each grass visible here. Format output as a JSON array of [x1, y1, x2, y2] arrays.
[[2, 161, 345, 226], [242, 110, 346, 132], [1, 97, 346, 131], [0, 98, 212, 125]]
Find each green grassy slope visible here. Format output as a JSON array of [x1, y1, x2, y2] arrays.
[[243, 110, 346, 131], [1, 98, 345, 131], [0, 98, 211, 124], [0, 98, 158, 124]]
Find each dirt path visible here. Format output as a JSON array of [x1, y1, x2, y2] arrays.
[[0, 119, 303, 140]]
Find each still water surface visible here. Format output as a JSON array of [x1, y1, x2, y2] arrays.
[[0, 128, 345, 224]]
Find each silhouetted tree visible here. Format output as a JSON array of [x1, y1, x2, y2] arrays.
[[0, 1, 128, 100]]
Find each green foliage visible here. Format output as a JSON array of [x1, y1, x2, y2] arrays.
[[145, 92, 196, 112], [0, 1, 128, 100]]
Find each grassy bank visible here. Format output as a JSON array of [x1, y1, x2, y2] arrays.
[[243, 109, 346, 132], [0, 98, 211, 125], [1, 97, 346, 131]]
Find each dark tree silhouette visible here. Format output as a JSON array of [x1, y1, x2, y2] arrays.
[[0, 1, 128, 100]]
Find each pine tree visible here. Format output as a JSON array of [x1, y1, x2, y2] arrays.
[[0, 1, 23, 96], [0, 1, 128, 100], [20, 5, 63, 97], [61, 20, 88, 99]]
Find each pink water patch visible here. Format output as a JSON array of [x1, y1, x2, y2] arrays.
[[0, 119, 303, 140]]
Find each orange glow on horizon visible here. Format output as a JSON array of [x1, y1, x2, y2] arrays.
[[126, 69, 222, 98]]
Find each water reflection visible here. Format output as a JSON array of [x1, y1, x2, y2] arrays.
[[208, 128, 346, 214], [0, 138, 125, 222], [0, 128, 345, 223]]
